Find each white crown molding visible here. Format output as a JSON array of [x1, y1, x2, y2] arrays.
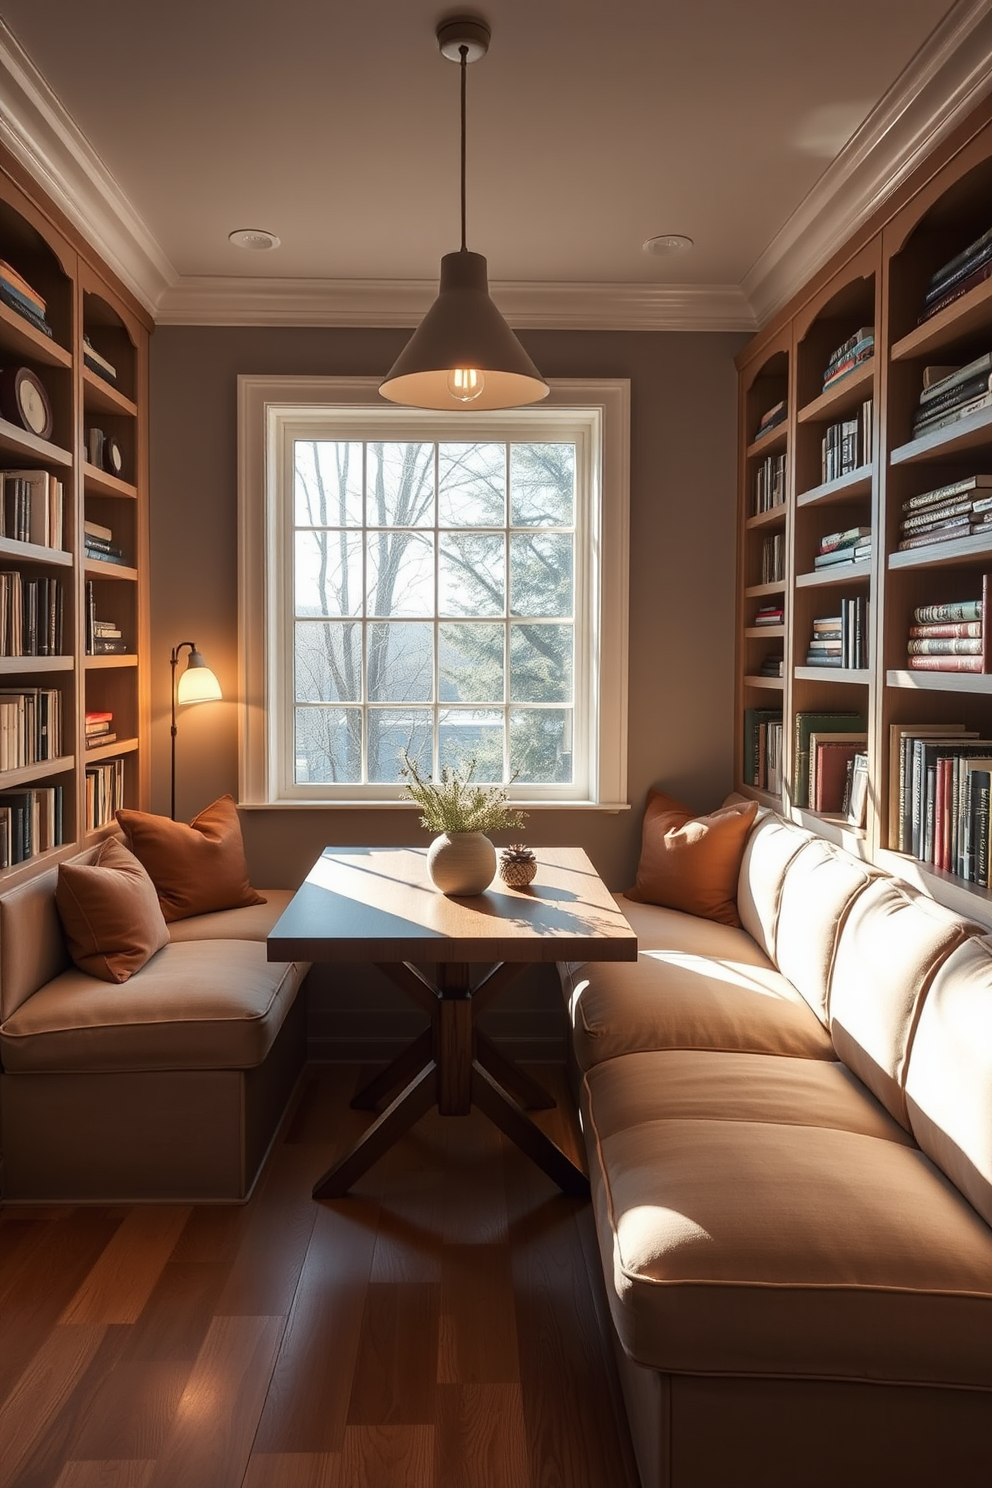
[[154, 276, 758, 332], [0, 20, 173, 312], [744, 0, 992, 326]]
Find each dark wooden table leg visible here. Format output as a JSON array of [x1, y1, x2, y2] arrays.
[[313, 1065, 438, 1199], [437, 962, 472, 1115], [351, 1027, 434, 1110], [470, 1062, 590, 1198], [475, 1030, 556, 1110]]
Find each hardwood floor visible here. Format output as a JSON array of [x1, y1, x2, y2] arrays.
[[0, 1065, 640, 1488]]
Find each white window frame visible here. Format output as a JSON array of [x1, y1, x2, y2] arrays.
[[237, 376, 629, 809]]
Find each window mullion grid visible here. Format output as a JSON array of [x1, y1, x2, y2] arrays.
[[503, 440, 511, 785], [361, 440, 369, 786]]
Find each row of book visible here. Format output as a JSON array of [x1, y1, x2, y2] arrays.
[[813, 524, 871, 571], [904, 595, 986, 674], [806, 596, 868, 669], [760, 532, 784, 584], [754, 450, 787, 513], [86, 710, 116, 750], [84, 579, 127, 655], [0, 258, 53, 340], [910, 355, 992, 442], [898, 474, 992, 551], [85, 518, 129, 567], [86, 756, 125, 830], [794, 711, 868, 821], [0, 786, 64, 867], [1, 469, 65, 550], [822, 327, 874, 391], [821, 399, 872, 483], [754, 399, 787, 442], [891, 724, 992, 883], [918, 224, 992, 325], [0, 687, 63, 771], [743, 708, 783, 793], [0, 572, 65, 657]]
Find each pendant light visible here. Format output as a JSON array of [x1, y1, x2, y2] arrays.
[[379, 16, 548, 412]]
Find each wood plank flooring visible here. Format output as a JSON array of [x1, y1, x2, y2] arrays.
[[0, 1065, 640, 1488]]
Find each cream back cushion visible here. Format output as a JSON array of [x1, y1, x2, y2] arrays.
[[905, 936, 992, 1229], [736, 813, 812, 958], [773, 839, 878, 1025], [829, 878, 974, 1127]]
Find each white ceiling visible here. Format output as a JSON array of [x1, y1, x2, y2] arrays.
[[1, 0, 990, 329]]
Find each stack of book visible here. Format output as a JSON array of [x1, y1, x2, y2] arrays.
[[813, 524, 871, 570], [85, 579, 127, 655], [889, 722, 992, 880], [761, 532, 784, 584], [84, 519, 128, 567], [82, 334, 118, 386], [85, 710, 116, 750], [753, 603, 784, 628], [85, 757, 125, 831], [918, 225, 992, 324], [754, 400, 787, 441], [743, 708, 783, 792], [898, 474, 992, 550], [910, 356, 992, 441], [806, 597, 868, 669], [906, 593, 987, 674], [822, 327, 874, 390], [793, 711, 865, 813], [0, 573, 64, 658], [821, 400, 872, 482], [0, 785, 63, 867], [1, 469, 65, 549], [758, 652, 784, 678], [0, 258, 53, 339], [0, 687, 62, 769], [754, 451, 786, 512]]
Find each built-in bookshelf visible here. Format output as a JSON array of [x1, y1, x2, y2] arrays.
[[0, 151, 149, 877], [736, 92, 992, 922]]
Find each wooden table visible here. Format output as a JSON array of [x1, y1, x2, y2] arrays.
[[267, 846, 637, 1199]]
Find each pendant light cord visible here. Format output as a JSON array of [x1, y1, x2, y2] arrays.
[[459, 44, 468, 252]]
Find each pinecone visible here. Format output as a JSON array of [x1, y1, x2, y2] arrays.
[[499, 843, 537, 888]]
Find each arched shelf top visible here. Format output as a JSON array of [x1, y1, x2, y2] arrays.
[[82, 288, 138, 404], [0, 194, 73, 351]]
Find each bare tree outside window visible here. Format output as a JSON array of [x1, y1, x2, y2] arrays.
[[293, 439, 575, 786]]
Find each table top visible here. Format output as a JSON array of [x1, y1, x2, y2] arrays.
[[267, 845, 637, 965]]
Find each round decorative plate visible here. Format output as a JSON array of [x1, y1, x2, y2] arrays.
[[0, 364, 54, 439]]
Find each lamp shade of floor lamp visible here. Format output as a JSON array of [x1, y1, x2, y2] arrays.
[[170, 641, 222, 819]]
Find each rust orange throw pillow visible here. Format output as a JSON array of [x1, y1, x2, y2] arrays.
[[55, 836, 170, 982], [116, 794, 265, 922], [626, 790, 758, 927]]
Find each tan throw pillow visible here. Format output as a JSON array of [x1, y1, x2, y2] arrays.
[[626, 789, 758, 927], [116, 794, 266, 922], [55, 836, 170, 983]]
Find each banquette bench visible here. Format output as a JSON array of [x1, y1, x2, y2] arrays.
[[0, 799, 309, 1203], [560, 797, 992, 1488]]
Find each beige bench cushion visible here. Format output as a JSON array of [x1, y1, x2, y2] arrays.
[[0, 941, 305, 1073], [563, 899, 834, 1070], [736, 813, 812, 958], [829, 877, 975, 1128], [584, 1050, 992, 1388], [773, 839, 879, 1024], [906, 935, 992, 1230], [166, 889, 296, 943]]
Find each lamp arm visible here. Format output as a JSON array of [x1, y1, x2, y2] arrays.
[[170, 640, 197, 820]]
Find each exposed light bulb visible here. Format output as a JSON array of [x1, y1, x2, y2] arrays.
[[447, 367, 485, 403]]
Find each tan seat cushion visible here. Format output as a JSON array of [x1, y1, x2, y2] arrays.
[[0, 941, 304, 1073], [166, 889, 297, 943], [583, 1052, 992, 1387], [563, 898, 834, 1070]]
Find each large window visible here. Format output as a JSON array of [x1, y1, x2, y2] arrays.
[[238, 378, 629, 807]]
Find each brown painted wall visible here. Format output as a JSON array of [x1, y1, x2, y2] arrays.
[[149, 324, 746, 1053]]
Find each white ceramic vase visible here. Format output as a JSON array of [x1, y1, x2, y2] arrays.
[[427, 832, 497, 895]]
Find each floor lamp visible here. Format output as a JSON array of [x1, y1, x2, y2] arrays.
[[170, 641, 222, 819]]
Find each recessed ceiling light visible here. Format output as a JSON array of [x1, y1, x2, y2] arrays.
[[229, 228, 281, 251], [643, 234, 693, 256]]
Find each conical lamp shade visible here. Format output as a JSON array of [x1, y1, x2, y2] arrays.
[[380, 251, 549, 411]]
